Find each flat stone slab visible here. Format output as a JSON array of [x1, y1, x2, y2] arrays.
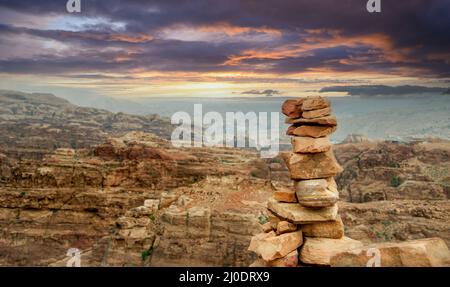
[[302, 107, 331, 119], [301, 216, 344, 239], [282, 150, 343, 180], [267, 198, 338, 224], [291, 136, 331, 153], [299, 236, 363, 265], [287, 125, 337, 138], [285, 115, 337, 126], [248, 230, 303, 261]]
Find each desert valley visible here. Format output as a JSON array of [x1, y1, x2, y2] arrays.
[[0, 90, 448, 266]]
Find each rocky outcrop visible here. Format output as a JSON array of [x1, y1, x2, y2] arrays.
[[339, 200, 450, 246], [152, 205, 261, 266], [1, 132, 258, 190], [341, 134, 370, 144], [45, 176, 272, 267], [335, 140, 450, 202], [331, 238, 450, 267], [0, 131, 270, 266]]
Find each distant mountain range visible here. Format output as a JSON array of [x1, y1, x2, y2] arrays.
[[57, 93, 152, 115], [319, 85, 449, 97], [0, 89, 173, 160]]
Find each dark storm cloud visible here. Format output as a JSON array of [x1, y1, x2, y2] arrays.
[[0, 35, 246, 74], [2, 0, 449, 46], [0, 0, 449, 77], [0, 23, 153, 46]]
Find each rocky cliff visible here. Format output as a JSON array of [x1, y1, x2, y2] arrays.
[[334, 140, 450, 250], [0, 131, 273, 266], [335, 140, 450, 202], [2, 132, 449, 266]]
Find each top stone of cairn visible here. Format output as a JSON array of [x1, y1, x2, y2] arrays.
[[282, 96, 331, 119], [302, 97, 330, 111]]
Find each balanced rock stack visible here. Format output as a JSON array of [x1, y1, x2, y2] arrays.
[[248, 96, 363, 267]]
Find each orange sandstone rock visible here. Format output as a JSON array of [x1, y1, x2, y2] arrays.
[[291, 136, 331, 153], [276, 221, 297, 235], [302, 107, 331, 119], [301, 216, 344, 239], [330, 238, 450, 267], [302, 96, 330, 111], [282, 150, 343, 180], [249, 230, 303, 261], [286, 115, 337, 126], [289, 125, 337, 138], [282, 99, 303, 118]]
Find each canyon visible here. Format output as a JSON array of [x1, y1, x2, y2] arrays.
[[0, 90, 449, 266]]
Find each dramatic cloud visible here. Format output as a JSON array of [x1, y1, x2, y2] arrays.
[[0, 0, 449, 97]]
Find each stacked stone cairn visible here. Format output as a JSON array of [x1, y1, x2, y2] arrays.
[[248, 96, 363, 267]]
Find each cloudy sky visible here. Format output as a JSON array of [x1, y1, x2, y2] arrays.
[[0, 0, 449, 98]]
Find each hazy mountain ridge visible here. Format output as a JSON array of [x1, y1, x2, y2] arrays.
[[0, 90, 173, 160], [57, 93, 153, 115]]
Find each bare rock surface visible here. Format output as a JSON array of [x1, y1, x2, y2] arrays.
[[331, 237, 450, 267], [283, 150, 343, 180], [301, 216, 344, 239], [299, 236, 363, 265], [291, 136, 331, 153]]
